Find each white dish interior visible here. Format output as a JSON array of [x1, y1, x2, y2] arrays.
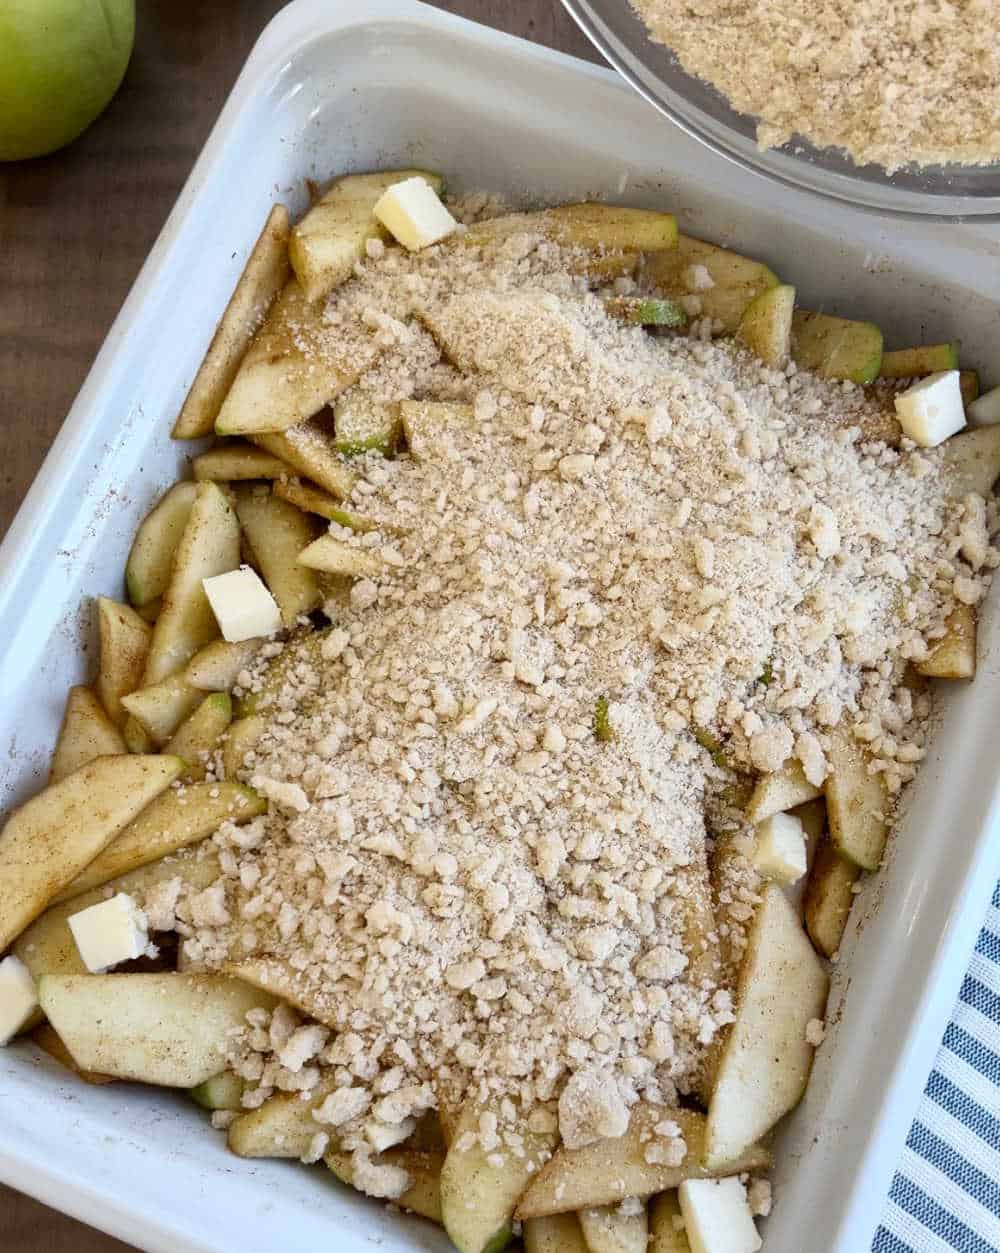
[[1, 2, 999, 1250]]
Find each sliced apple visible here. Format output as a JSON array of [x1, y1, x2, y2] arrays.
[[705, 885, 829, 1167], [0, 754, 183, 950], [172, 204, 291, 439], [804, 838, 860, 959], [38, 973, 276, 1087], [516, 1106, 771, 1218], [227, 1075, 339, 1158], [125, 481, 198, 610], [57, 779, 261, 904], [121, 672, 204, 746], [95, 597, 152, 726], [791, 310, 883, 384], [143, 481, 241, 683], [250, 412, 356, 499], [648, 1192, 691, 1253], [746, 759, 821, 824], [192, 443, 291, 482], [297, 535, 385, 578], [524, 1213, 589, 1253], [272, 478, 374, 530], [235, 487, 320, 627], [190, 1070, 245, 1112], [824, 727, 889, 871], [940, 423, 1000, 496], [645, 235, 779, 333], [49, 686, 126, 783], [185, 638, 261, 692], [879, 342, 959, 379], [442, 1096, 558, 1253], [216, 281, 378, 436], [916, 604, 977, 679], [737, 285, 794, 369], [578, 1201, 648, 1253], [327, 1147, 444, 1223]]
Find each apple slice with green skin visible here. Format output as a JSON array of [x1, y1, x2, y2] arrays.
[[645, 235, 779, 333], [228, 1077, 339, 1158], [272, 479, 375, 531], [163, 693, 233, 781], [298, 534, 385, 578], [648, 1193, 690, 1253], [578, 1201, 648, 1253], [96, 597, 151, 726], [327, 1148, 445, 1223], [461, 204, 678, 254], [791, 310, 884, 384], [121, 673, 203, 745], [825, 727, 889, 872], [55, 779, 262, 903], [603, 297, 686, 328], [125, 481, 198, 610], [0, 0, 134, 161], [705, 885, 829, 1167], [524, 1214, 590, 1253], [38, 973, 276, 1087], [334, 390, 403, 456], [250, 413, 356, 499], [960, 371, 981, 408], [737, 285, 795, 369], [190, 1071, 245, 1112], [916, 604, 977, 680], [143, 481, 241, 684], [290, 169, 444, 302], [879, 342, 959, 379], [49, 686, 126, 784], [441, 1097, 559, 1253], [804, 838, 860, 959], [235, 487, 321, 628], [0, 753, 183, 951]]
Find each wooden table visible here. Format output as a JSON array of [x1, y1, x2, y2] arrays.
[[0, 3, 596, 1249]]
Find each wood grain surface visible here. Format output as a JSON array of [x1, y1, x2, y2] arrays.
[[0, 2, 596, 1249]]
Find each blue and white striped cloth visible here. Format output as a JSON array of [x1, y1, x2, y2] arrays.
[[874, 883, 1000, 1252]]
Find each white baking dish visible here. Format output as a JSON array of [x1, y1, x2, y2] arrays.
[[1, 2, 999, 1250]]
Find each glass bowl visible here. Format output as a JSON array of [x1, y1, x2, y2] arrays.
[[560, 0, 1000, 221]]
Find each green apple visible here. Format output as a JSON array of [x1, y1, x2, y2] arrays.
[[0, 0, 135, 161]]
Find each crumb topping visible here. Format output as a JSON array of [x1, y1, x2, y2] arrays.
[[174, 207, 996, 1169]]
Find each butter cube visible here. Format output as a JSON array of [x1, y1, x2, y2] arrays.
[[373, 177, 457, 251], [968, 384, 1000, 427], [678, 1177, 762, 1253], [203, 566, 281, 642], [68, 892, 150, 973], [0, 955, 39, 1045], [894, 370, 966, 447], [752, 810, 807, 885]]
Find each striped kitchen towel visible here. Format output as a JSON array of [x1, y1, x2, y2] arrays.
[[874, 882, 1000, 1252]]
